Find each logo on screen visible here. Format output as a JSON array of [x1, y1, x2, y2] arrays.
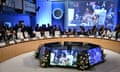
[[53, 8, 63, 19]]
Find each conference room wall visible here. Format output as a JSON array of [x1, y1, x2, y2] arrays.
[[0, 38, 120, 63]]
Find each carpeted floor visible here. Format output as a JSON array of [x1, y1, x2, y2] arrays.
[[0, 49, 120, 72]]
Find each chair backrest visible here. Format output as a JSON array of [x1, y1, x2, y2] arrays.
[[17, 32, 24, 39], [9, 40, 15, 44], [0, 42, 6, 47], [44, 31, 50, 37], [24, 31, 29, 38], [106, 30, 111, 37], [117, 32, 120, 38], [0, 33, 2, 36], [111, 31, 116, 37], [107, 31, 112, 37], [54, 31, 60, 37], [34, 31, 41, 38]]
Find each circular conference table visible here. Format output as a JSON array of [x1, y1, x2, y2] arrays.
[[0, 37, 120, 63]]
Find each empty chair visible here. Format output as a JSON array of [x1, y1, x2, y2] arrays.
[[34, 31, 44, 39], [34, 31, 41, 38], [17, 32, 24, 39], [54, 31, 61, 38], [44, 31, 52, 38], [24, 31, 30, 41], [110, 31, 116, 40], [24, 31, 29, 38], [0, 42, 6, 47], [9, 40, 15, 44]]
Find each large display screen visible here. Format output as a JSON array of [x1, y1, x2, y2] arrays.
[[68, 0, 117, 28], [50, 49, 78, 67], [87, 47, 103, 66]]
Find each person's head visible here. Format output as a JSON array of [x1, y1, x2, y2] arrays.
[[75, 2, 79, 7], [60, 52, 66, 58], [68, 28, 71, 32], [36, 24, 39, 26], [85, 8, 90, 12], [47, 23, 50, 27], [110, 3, 114, 8]]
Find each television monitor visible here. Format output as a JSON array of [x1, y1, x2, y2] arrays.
[[67, 0, 118, 31], [50, 49, 78, 67], [87, 47, 104, 66]]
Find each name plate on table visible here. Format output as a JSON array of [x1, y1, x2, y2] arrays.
[[61, 35, 67, 38], [16, 39, 22, 43], [0, 42, 6, 47], [111, 37, 115, 40], [88, 35, 95, 38], [79, 35, 85, 37], [96, 36, 102, 38], [9, 41, 15, 44], [24, 38, 29, 41], [69, 35, 75, 37], [103, 37, 109, 39]]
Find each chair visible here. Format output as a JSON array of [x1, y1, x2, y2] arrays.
[[0, 33, 1, 37], [34, 31, 44, 39], [24, 31, 29, 38], [17, 32, 24, 39], [9, 40, 15, 44], [0, 42, 6, 47], [54, 31, 61, 38], [110, 31, 116, 40], [24, 31, 30, 41], [44, 31, 52, 38], [117, 38, 120, 41], [35, 31, 41, 38], [16, 32, 23, 43]]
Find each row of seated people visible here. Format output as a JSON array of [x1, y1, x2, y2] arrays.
[[0, 23, 120, 47]]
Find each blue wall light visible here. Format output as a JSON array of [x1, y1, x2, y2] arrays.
[[36, 1, 52, 26]]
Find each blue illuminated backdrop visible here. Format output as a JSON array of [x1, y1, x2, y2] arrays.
[[36, 0, 119, 31], [36, 1, 52, 26], [36, 0, 65, 30], [52, 1, 65, 31]]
